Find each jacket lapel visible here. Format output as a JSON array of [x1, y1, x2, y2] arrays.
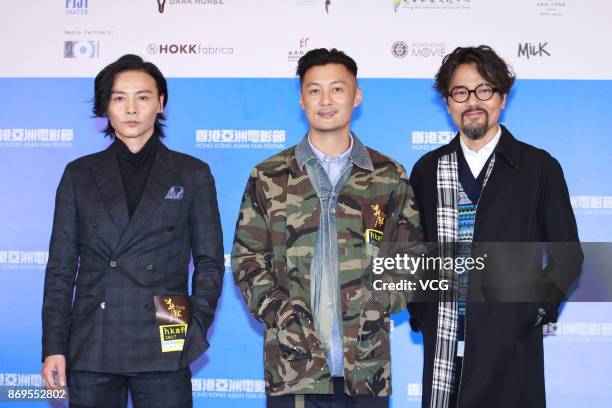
[[93, 147, 130, 234], [473, 126, 520, 239], [116, 143, 178, 252]]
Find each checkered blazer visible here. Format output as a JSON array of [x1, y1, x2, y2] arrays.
[[42, 142, 224, 373]]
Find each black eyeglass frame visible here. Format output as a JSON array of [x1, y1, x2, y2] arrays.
[[447, 83, 498, 103]]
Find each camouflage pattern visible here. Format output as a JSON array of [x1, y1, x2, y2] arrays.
[[231, 141, 421, 397]]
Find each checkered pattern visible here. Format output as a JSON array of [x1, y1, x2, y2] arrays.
[[430, 153, 495, 408]]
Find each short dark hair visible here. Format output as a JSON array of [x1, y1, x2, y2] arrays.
[[296, 48, 358, 83], [93, 54, 168, 138], [434, 45, 515, 98]]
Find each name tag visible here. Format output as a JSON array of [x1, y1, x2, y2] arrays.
[[365, 228, 383, 246], [154, 295, 191, 353], [159, 324, 188, 353]]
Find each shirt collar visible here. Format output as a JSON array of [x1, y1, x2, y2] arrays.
[[307, 133, 353, 163], [459, 125, 501, 158], [296, 132, 374, 171]]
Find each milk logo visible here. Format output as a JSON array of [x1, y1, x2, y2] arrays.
[[65, 0, 89, 15], [518, 42, 551, 59]]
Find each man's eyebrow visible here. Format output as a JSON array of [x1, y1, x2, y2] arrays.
[[110, 89, 154, 94], [304, 80, 347, 87]]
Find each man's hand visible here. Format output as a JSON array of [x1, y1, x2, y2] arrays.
[[41, 354, 66, 389]]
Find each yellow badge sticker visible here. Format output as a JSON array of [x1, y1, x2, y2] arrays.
[[365, 228, 383, 246], [159, 323, 188, 353]]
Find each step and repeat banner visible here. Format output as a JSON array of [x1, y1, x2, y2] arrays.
[[1, 1, 611, 407]]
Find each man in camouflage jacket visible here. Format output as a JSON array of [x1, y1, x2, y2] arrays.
[[231, 48, 421, 407]]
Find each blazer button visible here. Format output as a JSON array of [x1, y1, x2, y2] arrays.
[[167, 225, 175, 232], [144, 304, 152, 311], [145, 264, 154, 271], [109, 261, 117, 268], [100, 302, 106, 310]]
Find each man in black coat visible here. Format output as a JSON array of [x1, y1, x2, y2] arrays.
[[408, 46, 583, 408], [41, 54, 224, 407]]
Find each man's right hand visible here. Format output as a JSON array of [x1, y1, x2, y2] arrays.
[[41, 354, 66, 389]]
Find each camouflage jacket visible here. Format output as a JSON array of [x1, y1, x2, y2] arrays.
[[231, 135, 421, 396]]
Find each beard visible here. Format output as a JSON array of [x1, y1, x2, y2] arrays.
[[461, 109, 489, 140]]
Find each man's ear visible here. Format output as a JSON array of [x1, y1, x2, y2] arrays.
[[158, 94, 165, 113], [353, 87, 362, 108], [299, 90, 305, 111], [501, 93, 507, 110]]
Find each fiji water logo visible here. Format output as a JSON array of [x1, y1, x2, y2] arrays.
[[65, 0, 89, 15], [392, 0, 401, 12]]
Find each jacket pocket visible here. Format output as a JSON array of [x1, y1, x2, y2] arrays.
[[356, 300, 390, 361], [275, 309, 321, 362]]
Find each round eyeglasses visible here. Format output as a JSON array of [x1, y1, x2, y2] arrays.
[[448, 83, 498, 103]]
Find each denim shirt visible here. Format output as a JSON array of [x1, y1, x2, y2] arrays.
[[296, 133, 372, 377]]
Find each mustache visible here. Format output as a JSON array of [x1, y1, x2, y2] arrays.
[[461, 108, 487, 119]]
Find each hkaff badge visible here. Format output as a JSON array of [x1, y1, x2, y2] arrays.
[[154, 295, 191, 353], [364, 203, 386, 247]]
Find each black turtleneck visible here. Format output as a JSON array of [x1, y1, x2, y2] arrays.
[[111, 135, 159, 218]]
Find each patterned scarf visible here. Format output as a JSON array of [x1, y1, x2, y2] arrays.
[[430, 151, 495, 408]]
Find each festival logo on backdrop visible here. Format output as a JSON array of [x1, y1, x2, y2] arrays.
[[411, 130, 454, 151], [195, 129, 286, 150], [0, 128, 74, 149], [191, 377, 265, 399], [571, 195, 612, 216], [0, 250, 48, 270]]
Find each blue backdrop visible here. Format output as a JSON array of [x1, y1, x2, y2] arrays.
[[0, 78, 611, 407]]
